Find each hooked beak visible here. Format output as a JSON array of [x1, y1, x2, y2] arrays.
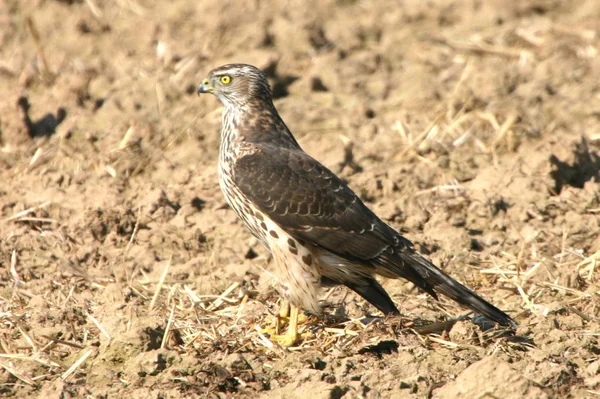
[[197, 78, 212, 95]]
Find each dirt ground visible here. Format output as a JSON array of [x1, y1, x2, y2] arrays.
[[1, 0, 599, 397]]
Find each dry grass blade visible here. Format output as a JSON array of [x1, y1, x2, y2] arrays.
[[115, 0, 147, 15], [85, 312, 111, 340], [118, 124, 136, 150], [323, 327, 359, 337], [490, 113, 517, 150], [161, 305, 176, 349], [5, 200, 52, 222], [396, 112, 445, 158], [28, 147, 44, 170], [426, 336, 459, 348], [40, 335, 85, 350], [182, 284, 202, 304], [453, 40, 532, 59], [253, 325, 275, 350], [576, 251, 599, 281], [25, 17, 53, 82], [0, 354, 61, 368], [517, 283, 542, 314], [61, 348, 94, 381], [414, 182, 466, 198], [15, 217, 56, 224], [103, 164, 117, 178], [124, 206, 141, 253], [10, 250, 24, 287], [207, 282, 240, 311], [565, 305, 599, 322], [411, 319, 458, 334], [0, 360, 35, 386], [84, 0, 103, 19], [540, 282, 588, 297], [150, 256, 172, 311]]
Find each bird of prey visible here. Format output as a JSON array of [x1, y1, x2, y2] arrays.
[[197, 63, 515, 345]]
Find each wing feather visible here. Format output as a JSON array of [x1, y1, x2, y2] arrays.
[[233, 143, 411, 262]]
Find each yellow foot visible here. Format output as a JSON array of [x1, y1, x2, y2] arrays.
[[260, 303, 313, 347], [268, 331, 301, 347]]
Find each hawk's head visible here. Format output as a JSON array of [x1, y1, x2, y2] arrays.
[[197, 64, 272, 108]]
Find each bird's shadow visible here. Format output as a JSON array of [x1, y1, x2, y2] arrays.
[[357, 340, 399, 358], [310, 307, 534, 352]]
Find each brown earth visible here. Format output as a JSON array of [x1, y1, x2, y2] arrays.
[[1, 0, 600, 398]]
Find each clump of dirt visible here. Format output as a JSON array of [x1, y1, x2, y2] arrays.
[[434, 356, 549, 399], [1, 0, 599, 398]]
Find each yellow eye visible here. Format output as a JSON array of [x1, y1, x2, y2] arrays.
[[220, 75, 232, 84]]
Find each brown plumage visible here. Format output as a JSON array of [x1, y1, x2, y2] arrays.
[[197, 63, 516, 329]]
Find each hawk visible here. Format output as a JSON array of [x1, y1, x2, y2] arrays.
[[197, 64, 515, 345]]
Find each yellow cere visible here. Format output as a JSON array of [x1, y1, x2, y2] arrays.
[[220, 75, 232, 84]]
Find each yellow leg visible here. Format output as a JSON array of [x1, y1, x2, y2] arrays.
[[273, 303, 300, 346], [286, 305, 300, 343], [261, 301, 303, 347], [279, 300, 290, 319]]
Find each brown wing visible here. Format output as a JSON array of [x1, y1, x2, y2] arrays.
[[233, 143, 413, 262]]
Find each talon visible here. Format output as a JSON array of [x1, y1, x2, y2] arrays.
[[268, 331, 301, 347], [260, 304, 313, 347]]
